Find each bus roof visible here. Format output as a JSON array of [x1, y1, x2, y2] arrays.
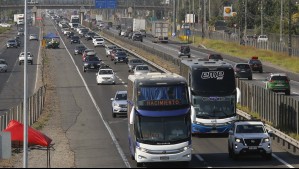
[[181, 59, 233, 69], [128, 73, 187, 85]]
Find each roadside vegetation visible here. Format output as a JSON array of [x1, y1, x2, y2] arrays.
[[176, 36, 299, 74], [0, 27, 10, 34]]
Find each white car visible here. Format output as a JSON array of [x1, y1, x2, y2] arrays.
[[96, 68, 116, 85], [62, 28, 71, 35], [120, 30, 126, 36], [111, 91, 127, 118], [93, 38, 105, 47], [257, 35, 268, 42], [29, 34, 38, 41], [0, 23, 12, 28], [105, 45, 117, 56], [228, 121, 273, 160], [92, 35, 102, 43], [0, 59, 8, 72], [19, 52, 33, 65], [134, 65, 150, 75]]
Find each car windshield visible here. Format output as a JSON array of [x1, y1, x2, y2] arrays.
[[0, 60, 6, 64], [209, 54, 222, 59], [86, 56, 99, 61], [8, 40, 15, 43], [271, 76, 288, 81], [236, 64, 250, 69], [249, 60, 262, 64], [116, 52, 127, 56], [72, 36, 79, 40], [96, 39, 104, 41], [136, 66, 149, 71], [77, 46, 85, 50], [108, 46, 116, 49], [236, 125, 265, 134], [99, 70, 113, 74], [131, 60, 143, 64], [115, 93, 127, 100]]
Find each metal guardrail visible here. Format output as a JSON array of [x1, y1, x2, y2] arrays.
[[0, 86, 46, 131]]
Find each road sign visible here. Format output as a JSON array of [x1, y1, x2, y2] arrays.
[[186, 29, 191, 36], [95, 0, 117, 9]]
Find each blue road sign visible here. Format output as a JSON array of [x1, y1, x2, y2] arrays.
[[186, 29, 191, 36], [95, 0, 117, 9]]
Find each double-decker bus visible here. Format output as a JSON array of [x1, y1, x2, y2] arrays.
[[127, 73, 192, 167], [180, 59, 237, 134]]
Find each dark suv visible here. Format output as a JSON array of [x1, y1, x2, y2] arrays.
[[248, 57, 263, 73], [114, 51, 128, 64], [178, 45, 191, 58], [132, 32, 143, 42], [74, 45, 87, 55], [83, 52, 102, 72], [85, 32, 96, 41], [234, 63, 252, 80], [71, 36, 80, 44]]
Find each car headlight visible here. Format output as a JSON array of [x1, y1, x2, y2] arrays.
[[115, 57, 118, 59], [84, 63, 89, 66], [113, 103, 119, 107], [263, 138, 270, 143], [235, 138, 244, 144]]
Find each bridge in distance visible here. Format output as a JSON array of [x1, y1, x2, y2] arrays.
[[0, 0, 172, 10]]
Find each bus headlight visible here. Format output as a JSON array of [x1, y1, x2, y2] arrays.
[[137, 147, 149, 153]]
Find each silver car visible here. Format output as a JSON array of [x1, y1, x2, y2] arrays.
[[29, 34, 39, 41], [111, 91, 127, 118], [134, 65, 150, 75], [0, 59, 8, 72]]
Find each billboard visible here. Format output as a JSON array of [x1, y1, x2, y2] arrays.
[[95, 0, 117, 9]]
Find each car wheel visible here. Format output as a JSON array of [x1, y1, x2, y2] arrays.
[[248, 76, 253, 80], [113, 113, 116, 118], [83, 67, 86, 72], [31, 61, 33, 65], [19, 62, 21, 65], [285, 90, 291, 95], [114, 62, 116, 65], [128, 70, 131, 72], [5, 70, 7, 72], [188, 55, 191, 58], [259, 69, 263, 73]]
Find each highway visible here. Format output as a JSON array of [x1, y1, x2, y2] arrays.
[[0, 25, 41, 114], [44, 17, 299, 168], [109, 28, 299, 101]]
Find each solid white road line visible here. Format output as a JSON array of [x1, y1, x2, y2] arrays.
[[272, 154, 295, 168]]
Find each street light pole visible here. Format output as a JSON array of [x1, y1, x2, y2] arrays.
[[173, 0, 176, 36], [288, 0, 292, 56], [280, 0, 283, 42], [261, 0, 263, 35], [23, 0, 29, 167], [244, 0, 247, 38]]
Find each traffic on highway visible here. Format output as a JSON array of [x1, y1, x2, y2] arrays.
[[1, 1, 299, 168]]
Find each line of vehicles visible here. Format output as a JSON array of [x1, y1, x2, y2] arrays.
[[50, 14, 291, 167]]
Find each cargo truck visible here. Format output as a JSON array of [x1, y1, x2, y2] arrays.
[[151, 21, 169, 43], [14, 14, 24, 25], [132, 19, 146, 32]]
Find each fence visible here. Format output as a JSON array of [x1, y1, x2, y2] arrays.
[[0, 85, 46, 131], [236, 79, 299, 134]]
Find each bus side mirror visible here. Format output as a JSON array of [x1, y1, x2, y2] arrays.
[[236, 87, 241, 104], [191, 106, 196, 122], [129, 106, 135, 125]]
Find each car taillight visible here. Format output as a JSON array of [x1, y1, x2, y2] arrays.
[[286, 80, 289, 83]]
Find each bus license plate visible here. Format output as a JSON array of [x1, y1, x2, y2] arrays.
[[249, 146, 258, 150], [160, 156, 169, 161]]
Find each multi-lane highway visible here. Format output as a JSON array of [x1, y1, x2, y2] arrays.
[[41, 17, 299, 168], [0, 25, 41, 114]]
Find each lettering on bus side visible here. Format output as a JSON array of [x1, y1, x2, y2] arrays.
[[145, 100, 181, 106], [201, 71, 224, 80]]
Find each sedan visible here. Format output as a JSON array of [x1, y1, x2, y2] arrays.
[[70, 36, 80, 44], [0, 59, 8, 72], [93, 38, 105, 47], [29, 34, 39, 41], [111, 91, 127, 118], [6, 39, 18, 49], [96, 68, 116, 85], [74, 45, 87, 55]]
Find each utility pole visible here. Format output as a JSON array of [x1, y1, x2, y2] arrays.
[[23, 0, 29, 168], [202, 0, 206, 39], [261, 0, 263, 35], [173, 0, 176, 36], [288, 0, 292, 56], [280, 0, 283, 43], [244, 0, 247, 38]]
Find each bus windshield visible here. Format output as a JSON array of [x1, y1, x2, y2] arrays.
[[136, 115, 191, 145], [192, 95, 236, 119], [137, 85, 189, 110]]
